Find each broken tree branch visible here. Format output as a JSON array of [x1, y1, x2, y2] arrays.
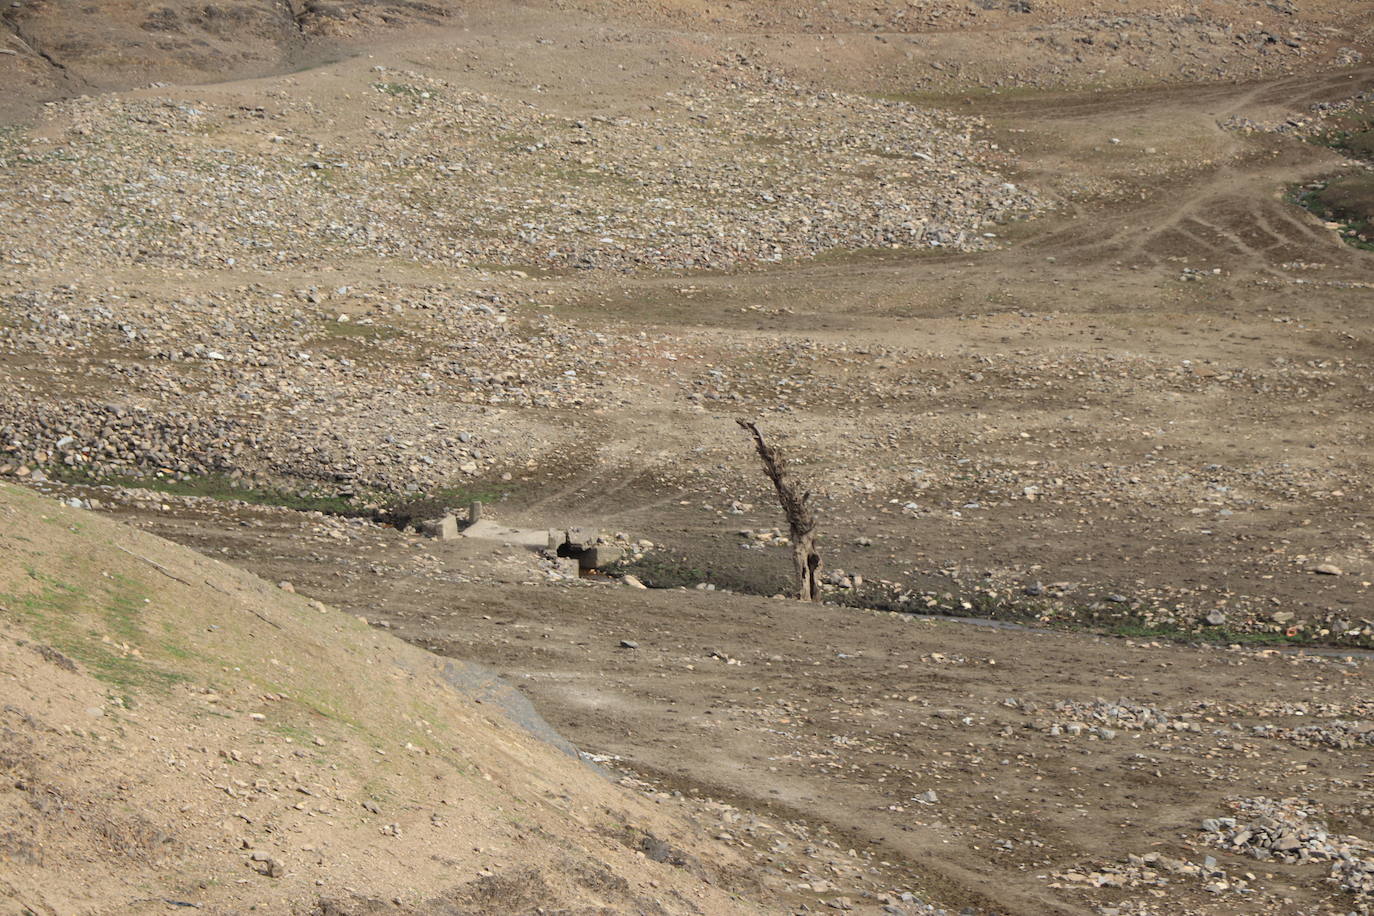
[[736, 418, 822, 602]]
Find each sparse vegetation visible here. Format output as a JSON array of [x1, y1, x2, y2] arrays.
[[3, 570, 187, 691], [45, 467, 379, 517], [1297, 175, 1374, 250], [612, 553, 706, 590]]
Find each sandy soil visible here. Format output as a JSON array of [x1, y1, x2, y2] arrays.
[[0, 481, 783, 915], [82, 488, 1373, 915], [3, 0, 1374, 912]]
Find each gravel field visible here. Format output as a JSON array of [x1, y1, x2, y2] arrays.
[[2, 2, 1374, 913]]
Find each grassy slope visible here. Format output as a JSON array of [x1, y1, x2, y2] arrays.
[[0, 482, 755, 915]]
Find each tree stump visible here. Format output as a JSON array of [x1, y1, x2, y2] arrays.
[[736, 419, 822, 602]]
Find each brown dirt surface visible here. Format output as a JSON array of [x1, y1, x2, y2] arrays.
[[0, 483, 813, 911], [3, 0, 1374, 913], [0, 481, 774, 915], [60, 482, 1374, 916], [0, 0, 457, 121]]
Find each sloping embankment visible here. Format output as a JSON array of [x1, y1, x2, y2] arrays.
[[0, 481, 756, 915]]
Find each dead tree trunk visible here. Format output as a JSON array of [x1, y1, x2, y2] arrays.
[[736, 419, 822, 602]]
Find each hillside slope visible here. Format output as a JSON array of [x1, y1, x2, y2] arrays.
[[0, 0, 458, 120], [0, 481, 759, 915], [6, 0, 1373, 122]]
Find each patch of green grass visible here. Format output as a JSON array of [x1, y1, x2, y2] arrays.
[[45, 466, 377, 518], [607, 553, 702, 590], [1302, 104, 1374, 163], [1294, 178, 1374, 252], [101, 572, 148, 645], [3, 570, 187, 692], [160, 641, 199, 661], [1342, 128, 1374, 160], [1103, 621, 1314, 647], [286, 684, 366, 732], [157, 620, 210, 665], [1310, 128, 1374, 161], [831, 581, 1043, 625], [410, 699, 454, 736], [268, 722, 318, 745], [361, 778, 396, 806], [708, 566, 1374, 650], [608, 551, 786, 594]]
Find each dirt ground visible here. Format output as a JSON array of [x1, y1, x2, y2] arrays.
[[4, 0, 1374, 912], [5, 33, 1374, 639], [0, 483, 788, 916], [83, 490, 1372, 915]]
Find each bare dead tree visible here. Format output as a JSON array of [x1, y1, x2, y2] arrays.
[[736, 418, 822, 602]]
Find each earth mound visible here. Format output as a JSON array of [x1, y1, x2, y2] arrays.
[[0, 0, 456, 119], [0, 481, 755, 914]]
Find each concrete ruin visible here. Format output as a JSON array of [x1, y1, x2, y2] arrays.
[[418, 514, 459, 541], [439, 518, 623, 573], [416, 502, 627, 574], [557, 526, 624, 573]]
